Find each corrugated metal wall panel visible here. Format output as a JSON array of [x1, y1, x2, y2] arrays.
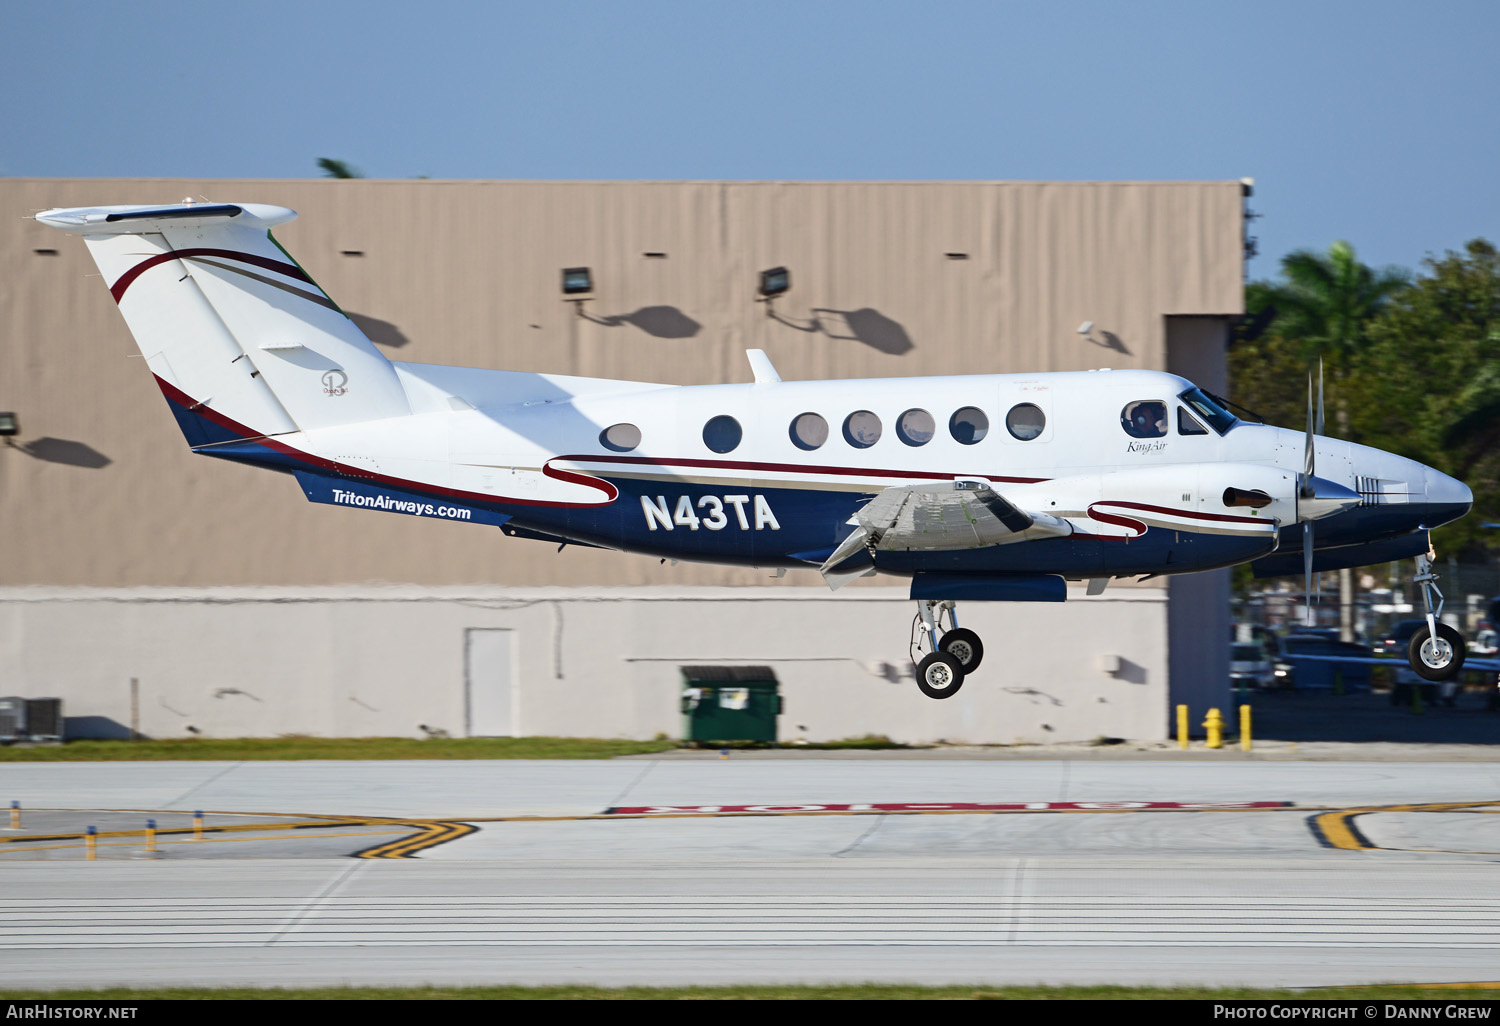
[[1, 179, 1242, 587]]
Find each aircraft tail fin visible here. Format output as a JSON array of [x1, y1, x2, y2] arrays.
[[37, 202, 410, 445]]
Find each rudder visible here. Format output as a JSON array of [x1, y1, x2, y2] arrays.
[[37, 202, 410, 443]]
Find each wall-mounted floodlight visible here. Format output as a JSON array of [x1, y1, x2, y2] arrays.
[[561, 267, 593, 317], [0, 412, 18, 441], [759, 266, 790, 299], [1077, 321, 1094, 336], [757, 266, 790, 318]]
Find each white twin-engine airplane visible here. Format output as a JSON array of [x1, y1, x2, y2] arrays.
[[39, 201, 1476, 699]]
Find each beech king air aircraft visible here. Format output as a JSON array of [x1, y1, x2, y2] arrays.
[[38, 201, 1476, 699]]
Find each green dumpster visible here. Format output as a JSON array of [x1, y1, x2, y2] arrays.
[[680, 666, 782, 743]]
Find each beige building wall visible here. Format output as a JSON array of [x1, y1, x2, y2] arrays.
[[0, 179, 1244, 742], [2, 179, 1244, 588]]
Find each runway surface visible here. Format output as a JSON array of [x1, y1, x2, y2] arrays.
[[2, 755, 1499, 990]]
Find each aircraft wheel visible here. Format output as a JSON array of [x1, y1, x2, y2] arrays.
[[1407, 623, 1467, 682], [939, 628, 984, 673], [915, 652, 965, 700]]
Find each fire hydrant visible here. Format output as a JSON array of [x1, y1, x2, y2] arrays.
[[1203, 707, 1224, 749]]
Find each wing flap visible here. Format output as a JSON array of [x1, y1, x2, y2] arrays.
[[818, 481, 1072, 588]]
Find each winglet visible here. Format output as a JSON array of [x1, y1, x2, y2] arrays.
[[746, 349, 781, 384]]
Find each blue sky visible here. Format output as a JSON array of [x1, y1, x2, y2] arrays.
[[3, 1, 1496, 277]]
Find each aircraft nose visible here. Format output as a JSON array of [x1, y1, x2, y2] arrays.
[[1424, 465, 1473, 511]]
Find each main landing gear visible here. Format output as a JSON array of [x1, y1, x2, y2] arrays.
[[911, 599, 985, 699], [1407, 551, 1467, 682]]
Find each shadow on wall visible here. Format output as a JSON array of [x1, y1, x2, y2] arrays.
[[585, 306, 702, 339], [772, 307, 914, 355], [1095, 330, 1130, 355], [1080, 327, 1131, 356], [13, 437, 111, 468], [349, 312, 412, 348]]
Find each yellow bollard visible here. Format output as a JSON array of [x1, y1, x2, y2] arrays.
[[145, 819, 156, 854], [1240, 704, 1252, 751], [85, 826, 97, 861], [1177, 705, 1189, 749], [9, 801, 18, 829], [1203, 707, 1224, 749], [193, 810, 204, 841]]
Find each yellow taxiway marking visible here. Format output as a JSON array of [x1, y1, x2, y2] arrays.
[[1310, 801, 1500, 853], [6, 801, 1497, 859], [0, 829, 412, 857]]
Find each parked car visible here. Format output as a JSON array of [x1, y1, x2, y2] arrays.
[[1229, 643, 1275, 692], [1374, 619, 1432, 658], [1269, 633, 1375, 692]]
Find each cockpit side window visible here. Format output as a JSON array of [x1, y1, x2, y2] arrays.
[[1177, 407, 1209, 436], [1121, 400, 1168, 439], [1178, 387, 1238, 435]]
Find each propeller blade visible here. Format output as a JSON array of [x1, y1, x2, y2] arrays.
[[1301, 370, 1316, 497], [1304, 523, 1315, 627], [1316, 358, 1326, 438]]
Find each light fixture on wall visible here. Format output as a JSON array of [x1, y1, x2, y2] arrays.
[[561, 266, 593, 316], [757, 266, 790, 318], [0, 411, 18, 447]]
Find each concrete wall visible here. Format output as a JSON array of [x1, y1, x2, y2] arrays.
[[0, 585, 1170, 744]]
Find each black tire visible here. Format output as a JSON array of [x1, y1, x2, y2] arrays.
[[939, 628, 985, 673], [1407, 623, 1467, 682], [916, 652, 965, 700]]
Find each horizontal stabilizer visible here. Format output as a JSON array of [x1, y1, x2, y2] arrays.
[[36, 202, 294, 233]]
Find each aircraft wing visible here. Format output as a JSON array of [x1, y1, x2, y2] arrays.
[[819, 481, 1072, 589]]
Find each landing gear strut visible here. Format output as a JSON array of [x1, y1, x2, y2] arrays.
[[1407, 551, 1467, 682], [910, 600, 985, 699]]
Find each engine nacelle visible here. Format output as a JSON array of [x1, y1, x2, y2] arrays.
[[1006, 463, 1296, 540]]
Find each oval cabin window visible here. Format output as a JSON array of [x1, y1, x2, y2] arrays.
[[949, 407, 989, 444], [789, 412, 829, 451], [600, 423, 641, 452], [702, 415, 743, 454], [843, 411, 882, 449], [1005, 403, 1046, 441], [896, 409, 935, 446]]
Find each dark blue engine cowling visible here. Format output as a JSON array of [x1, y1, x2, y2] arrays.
[[1251, 530, 1430, 578]]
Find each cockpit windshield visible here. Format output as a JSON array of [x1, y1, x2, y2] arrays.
[[1178, 387, 1238, 435]]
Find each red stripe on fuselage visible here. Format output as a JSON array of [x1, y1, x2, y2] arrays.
[[553, 452, 1050, 486], [112, 248, 313, 304], [1099, 500, 1269, 526]]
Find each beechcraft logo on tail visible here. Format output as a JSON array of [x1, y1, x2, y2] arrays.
[[322, 369, 348, 396]]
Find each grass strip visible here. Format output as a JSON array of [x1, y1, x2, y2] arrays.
[[0, 736, 678, 761]]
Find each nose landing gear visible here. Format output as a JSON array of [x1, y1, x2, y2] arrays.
[[911, 600, 985, 699], [1408, 551, 1467, 682]]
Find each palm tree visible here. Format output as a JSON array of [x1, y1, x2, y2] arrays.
[[317, 158, 364, 179], [1264, 241, 1408, 387]]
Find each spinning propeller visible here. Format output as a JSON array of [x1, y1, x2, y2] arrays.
[[1296, 360, 1359, 625]]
